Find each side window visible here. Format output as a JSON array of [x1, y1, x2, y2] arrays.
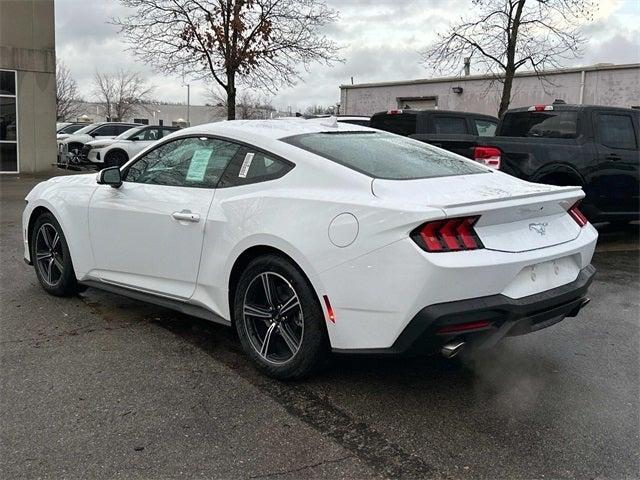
[[143, 128, 160, 141], [597, 114, 637, 150], [92, 125, 117, 136], [129, 128, 150, 141], [219, 148, 293, 187], [432, 116, 468, 134], [474, 119, 498, 137], [115, 125, 134, 135], [159, 128, 176, 139], [370, 113, 417, 136], [124, 137, 241, 188], [134, 127, 161, 141]]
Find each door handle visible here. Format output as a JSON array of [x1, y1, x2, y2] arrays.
[[605, 154, 621, 160], [172, 211, 200, 223]]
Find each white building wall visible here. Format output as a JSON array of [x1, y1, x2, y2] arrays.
[[340, 64, 640, 117], [73, 102, 227, 127]]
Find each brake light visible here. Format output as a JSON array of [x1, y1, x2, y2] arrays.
[[527, 104, 554, 111], [387, 109, 403, 115], [473, 146, 501, 169], [412, 216, 484, 252], [568, 202, 588, 227]]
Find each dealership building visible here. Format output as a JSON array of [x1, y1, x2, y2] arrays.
[[0, 0, 56, 174], [339, 63, 640, 117], [70, 102, 228, 128]]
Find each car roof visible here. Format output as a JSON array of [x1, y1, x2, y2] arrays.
[[95, 121, 141, 126], [137, 124, 180, 130], [371, 109, 498, 121], [301, 114, 370, 120], [172, 118, 372, 143], [507, 104, 639, 114]]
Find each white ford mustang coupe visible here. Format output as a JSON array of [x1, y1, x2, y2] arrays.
[[23, 119, 597, 379]]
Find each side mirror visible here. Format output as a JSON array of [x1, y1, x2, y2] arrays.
[[97, 166, 122, 188]]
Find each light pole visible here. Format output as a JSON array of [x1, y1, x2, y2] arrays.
[[185, 83, 191, 126]]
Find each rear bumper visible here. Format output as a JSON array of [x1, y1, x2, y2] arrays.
[[333, 264, 595, 356]]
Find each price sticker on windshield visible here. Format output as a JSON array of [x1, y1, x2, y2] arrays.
[[239, 153, 254, 178], [186, 148, 213, 182]]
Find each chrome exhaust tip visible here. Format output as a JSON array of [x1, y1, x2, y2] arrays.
[[441, 341, 466, 359]]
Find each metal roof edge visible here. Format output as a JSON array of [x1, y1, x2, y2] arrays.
[[339, 63, 640, 90]]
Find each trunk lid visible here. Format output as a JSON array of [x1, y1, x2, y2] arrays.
[[372, 171, 585, 253]]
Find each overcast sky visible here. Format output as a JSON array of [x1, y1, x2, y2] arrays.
[[55, 0, 640, 111]]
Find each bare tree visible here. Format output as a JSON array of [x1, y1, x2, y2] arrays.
[[304, 105, 333, 116], [421, 0, 595, 117], [113, 0, 341, 120], [56, 61, 83, 121], [92, 70, 155, 121], [206, 86, 275, 119]]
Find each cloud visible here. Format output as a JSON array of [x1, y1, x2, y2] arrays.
[[582, 31, 640, 65], [54, 0, 640, 111]]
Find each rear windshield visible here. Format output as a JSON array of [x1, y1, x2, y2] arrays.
[[283, 132, 487, 180], [500, 111, 578, 138]]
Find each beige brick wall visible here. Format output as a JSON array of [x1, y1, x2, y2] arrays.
[[340, 65, 640, 117], [0, 0, 56, 174]]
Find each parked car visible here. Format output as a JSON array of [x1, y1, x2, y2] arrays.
[[57, 122, 140, 165], [284, 115, 371, 127], [373, 104, 640, 224], [370, 108, 499, 156], [307, 115, 370, 126], [56, 123, 88, 135], [82, 125, 180, 168], [23, 120, 596, 379]]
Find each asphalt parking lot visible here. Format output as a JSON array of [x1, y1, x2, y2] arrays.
[[1, 174, 638, 480]]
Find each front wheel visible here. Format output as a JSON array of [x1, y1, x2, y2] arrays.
[[31, 212, 82, 296], [234, 254, 329, 380]]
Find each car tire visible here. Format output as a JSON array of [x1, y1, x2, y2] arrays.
[[30, 212, 82, 297], [233, 254, 329, 380], [104, 151, 128, 168]]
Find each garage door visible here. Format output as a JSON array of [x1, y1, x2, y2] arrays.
[[397, 98, 436, 110]]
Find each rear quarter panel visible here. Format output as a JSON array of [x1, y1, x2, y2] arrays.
[[192, 147, 445, 322]]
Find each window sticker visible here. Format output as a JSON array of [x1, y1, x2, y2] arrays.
[[186, 148, 213, 181], [239, 152, 254, 178]]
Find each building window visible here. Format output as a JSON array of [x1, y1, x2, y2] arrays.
[[159, 119, 164, 126], [134, 118, 149, 125], [0, 70, 18, 173]]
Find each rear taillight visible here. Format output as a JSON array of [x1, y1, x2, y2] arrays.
[[473, 146, 501, 169], [412, 216, 484, 252], [387, 109, 403, 115], [568, 202, 588, 227]]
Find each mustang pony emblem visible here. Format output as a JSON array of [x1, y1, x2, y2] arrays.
[[529, 222, 549, 235]]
